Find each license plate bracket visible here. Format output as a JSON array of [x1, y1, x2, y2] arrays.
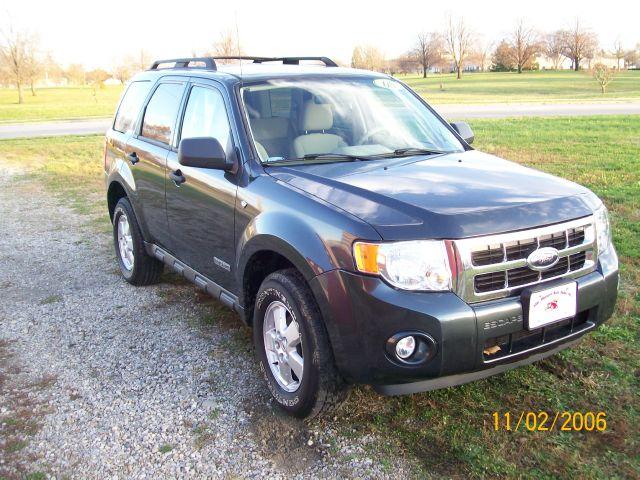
[[521, 281, 578, 330]]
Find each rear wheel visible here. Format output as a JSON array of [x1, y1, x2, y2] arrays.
[[253, 268, 347, 418], [113, 197, 163, 286]]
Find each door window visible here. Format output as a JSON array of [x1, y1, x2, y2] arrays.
[[113, 81, 151, 133], [141, 83, 184, 145], [180, 86, 231, 151]]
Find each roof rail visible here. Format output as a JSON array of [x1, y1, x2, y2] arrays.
[[254, 57, 338, 67], [148, 56, 339, 71], [149, 57, 218, 70]]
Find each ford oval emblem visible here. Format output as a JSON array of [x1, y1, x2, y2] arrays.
[[527, 247, 560, 271]]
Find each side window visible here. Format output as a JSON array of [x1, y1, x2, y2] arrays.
[[180, 86, 231, 150], [113, 81, 151, 133], [141, 83, 184, 145]]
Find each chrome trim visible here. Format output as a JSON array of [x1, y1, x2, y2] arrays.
[[454, 216, 597, 303]]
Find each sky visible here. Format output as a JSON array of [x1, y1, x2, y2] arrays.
[[4, 0, 639, 69]]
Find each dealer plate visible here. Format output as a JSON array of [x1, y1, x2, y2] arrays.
[[525, 282, 577, 330]]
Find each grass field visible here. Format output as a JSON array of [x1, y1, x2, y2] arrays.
[[1, 70, 638, 123], [401, 70, 640, 104], [0, 115, 638, 478], [0, 85, 123, 123]]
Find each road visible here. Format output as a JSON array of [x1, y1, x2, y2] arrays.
[[1, 102, 639, 139]]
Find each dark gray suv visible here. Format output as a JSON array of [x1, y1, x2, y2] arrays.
[[104, 56, 619, 417]]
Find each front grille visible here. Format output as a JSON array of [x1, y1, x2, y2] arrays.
[[453, 217, 597, 303]]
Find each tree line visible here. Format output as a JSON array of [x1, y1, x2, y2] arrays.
[[351, 16, 639, 78]]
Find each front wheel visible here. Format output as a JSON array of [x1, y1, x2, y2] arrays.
[[113, 197, 163, 286], [253, 269, 347, 418]]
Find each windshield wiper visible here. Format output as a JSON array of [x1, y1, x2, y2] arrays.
[[391, 147, 448, 156], [265, 153, 371, 165]]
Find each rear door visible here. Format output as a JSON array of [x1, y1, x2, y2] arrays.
[[165, 80, 239, 291], [126, 80, 186, 250]]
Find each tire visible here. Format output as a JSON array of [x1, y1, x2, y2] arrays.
[[253, 268, 347, 418], [113, 197, 163, 286]]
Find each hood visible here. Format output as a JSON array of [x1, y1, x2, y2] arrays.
[[267, 150, 600, 240]]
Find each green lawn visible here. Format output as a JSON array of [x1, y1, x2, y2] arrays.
[[0, 115, 638, 478], [400, 70, 640, 104], [0, 85, 123, 123]]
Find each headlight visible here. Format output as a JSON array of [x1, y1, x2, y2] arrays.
[[594, 204, 611, 254], [353, 240, 452, 291]]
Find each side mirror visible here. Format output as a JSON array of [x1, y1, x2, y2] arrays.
[[178, 137, 233, 170], [450, 121, 474, 145]]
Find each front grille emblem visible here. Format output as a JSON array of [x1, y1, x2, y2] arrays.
[[526, 247, 560, 271]]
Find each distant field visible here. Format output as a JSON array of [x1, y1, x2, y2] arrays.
[[0, 85, 123, 123], [401, 70, 640, 104], [0, 70, 639, 123]]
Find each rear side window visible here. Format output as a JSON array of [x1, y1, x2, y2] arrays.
[[141, 83, 184, 145], [180, 86, 231, 150], [113, 81, 151, 133]]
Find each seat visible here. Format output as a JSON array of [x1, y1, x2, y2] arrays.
[[293, 102, 346, 157], [250, 117, 290, 159]]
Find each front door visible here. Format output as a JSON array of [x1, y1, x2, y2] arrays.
[[165, 81, 239, 291], [126, 80, 186, 250]]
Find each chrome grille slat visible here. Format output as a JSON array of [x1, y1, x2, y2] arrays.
[[454, 216, 597, 303]]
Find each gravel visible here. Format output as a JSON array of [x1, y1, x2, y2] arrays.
[[0, 168, 412, 479]]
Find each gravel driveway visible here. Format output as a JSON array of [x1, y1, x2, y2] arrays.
[[0, 168, 410, 479]]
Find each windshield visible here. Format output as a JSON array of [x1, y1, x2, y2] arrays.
[[241, 77, 465, 163]]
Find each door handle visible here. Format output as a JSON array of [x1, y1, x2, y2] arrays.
[[169, 169, 186, 186], [126, 152, 139, 165]]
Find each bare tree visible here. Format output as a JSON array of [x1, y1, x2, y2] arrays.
[[506, 20, 540, 73], [208, 30, 244, 63], [351, 45, 386, 71], [592, 63, 614, 93], [613, 39, 625, 70], [559, 19, 598, 71], [0, 24, 39, 103], [24, 39, 41, 96], [444, 15, 473, 79], [473, 37, 494, 72], [413, 32, 442, 78], [112, 60, 131, 84], [545, 32, 565, 69]]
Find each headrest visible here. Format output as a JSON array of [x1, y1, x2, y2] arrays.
[[302, 102, 333, 131]]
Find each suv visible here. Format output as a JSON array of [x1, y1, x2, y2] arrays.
[[104, 56, 619, 418]]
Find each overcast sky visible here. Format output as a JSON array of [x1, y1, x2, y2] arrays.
[[4, 0, 639, 69]]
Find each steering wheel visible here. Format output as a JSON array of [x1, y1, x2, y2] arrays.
[[357, 127, 390, 145]]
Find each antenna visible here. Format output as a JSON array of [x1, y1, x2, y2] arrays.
[[234, 12, 243, 79]]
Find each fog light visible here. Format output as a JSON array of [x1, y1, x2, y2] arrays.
[[395, 336, 416, 359]]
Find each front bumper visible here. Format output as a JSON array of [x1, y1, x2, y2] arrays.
[[309, 246, 619, 394]]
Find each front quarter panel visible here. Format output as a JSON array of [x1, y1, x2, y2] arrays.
[[235, 173, 381, 284]]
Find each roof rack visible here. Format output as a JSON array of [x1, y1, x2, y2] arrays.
[[148, 56, 338, 71]]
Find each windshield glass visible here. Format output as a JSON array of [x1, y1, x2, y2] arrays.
[[241, 77, 465, 163]]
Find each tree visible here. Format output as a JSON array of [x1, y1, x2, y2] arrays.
[[65, 63, 86, 85], [86, 68, 110, 85], [208, 30, 243, 63], [0, 24, 39, 103], [625, 46, 639, 69], [507, 20, 541, 73], [559, 19, 598, 71], [545, 32, 565, 69], [413, 32, 443, 78], [351, 45, 385, 71], [112, 60, 132, 84], [491, 41, 516, 71], [24, 40, 42, 96], [472, 37, 494, 72], [592, 63, 614, 93], [613, 39, 625, 70], [444, 15, 473, 79]]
